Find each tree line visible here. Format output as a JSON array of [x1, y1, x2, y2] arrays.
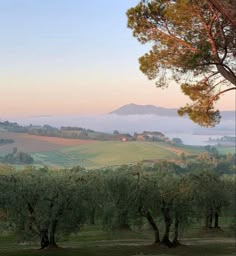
[[0, 160, 235, 249], [0, 147, 34, 164], [0, 138, 14, 146]]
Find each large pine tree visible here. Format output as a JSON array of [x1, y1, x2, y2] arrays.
[[127, 0, 236, 126]]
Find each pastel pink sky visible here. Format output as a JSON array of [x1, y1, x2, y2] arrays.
[[0, 1, 235, 118]]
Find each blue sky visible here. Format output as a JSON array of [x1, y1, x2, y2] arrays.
[[0, 0, 235, 117]]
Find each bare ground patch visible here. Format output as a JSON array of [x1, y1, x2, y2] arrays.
[[157, 145, 187, 156]]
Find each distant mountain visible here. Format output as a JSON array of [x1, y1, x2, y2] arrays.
[[220, 110, 236, 120], [110, 103, 179, 117], [110, 103, 235, 120]]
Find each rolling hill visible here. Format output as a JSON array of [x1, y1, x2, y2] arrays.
[[110, 103, 178, 116], [0, 131, 206, 169], [110, 103, 236, 120]]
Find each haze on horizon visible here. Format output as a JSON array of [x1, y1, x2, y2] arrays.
[[0, 1, 235, 118]]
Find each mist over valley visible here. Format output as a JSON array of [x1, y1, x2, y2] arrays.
[[6, 104, 235, 146]]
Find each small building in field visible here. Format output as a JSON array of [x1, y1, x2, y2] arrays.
[[136, 134, 145, 141]]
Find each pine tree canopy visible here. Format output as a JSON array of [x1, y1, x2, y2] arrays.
[[127, 0, 236, 127]]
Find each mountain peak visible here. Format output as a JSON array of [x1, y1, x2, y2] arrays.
[[110, 104, 178, 117]]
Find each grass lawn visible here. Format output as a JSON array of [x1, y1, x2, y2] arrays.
[[0, 239, 234, 256], [0, 227, 235, 256]]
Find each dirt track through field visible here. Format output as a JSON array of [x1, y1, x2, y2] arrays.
[[154, 144, 186, 156]]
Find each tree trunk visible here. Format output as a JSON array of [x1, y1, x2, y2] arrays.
[[216, 64, 236, 86], [208, 210, 213, 228], [118, 211, 130, 230], [205, 208, 213, 228], [172, 213, 180, 247], [90, 207, 96, 225], [214, 212, 219, 228], [205, 213, 209, 228], [208, 0, 236, 28], [161, 207, 173, 247], [40, 229, 49, 249], [49, 220, 58, 248], [145, 210, 160, 244]]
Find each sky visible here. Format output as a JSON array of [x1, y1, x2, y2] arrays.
[[0, 0, 235, 118]]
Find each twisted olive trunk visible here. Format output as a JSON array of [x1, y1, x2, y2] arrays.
[[161, 206, 173, 247], [145, 210, 160, 244], [205, 208, 213, 228], [48, 220, 58, 248], [214, 212, 219, 228], [40, 229, 49, 249], [172, 212, 180, 246], [90, 207, 96, 225]]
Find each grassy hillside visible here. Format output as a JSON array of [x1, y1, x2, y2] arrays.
[[3, 131, 234, 169], [31, 141, 201, 169]]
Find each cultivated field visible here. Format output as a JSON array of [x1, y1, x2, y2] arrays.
[[0, 132, 97, 155]]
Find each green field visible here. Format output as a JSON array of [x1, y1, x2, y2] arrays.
[[1, 131, 234, 169], [32, 141, 195, 168], [216, 146, 236, 155]]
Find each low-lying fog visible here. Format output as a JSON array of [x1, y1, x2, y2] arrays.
[[8, 114, 235, 146]]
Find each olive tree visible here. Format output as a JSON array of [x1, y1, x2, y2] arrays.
[[188, 171, 229, 229], [4, 167, 89, 249]]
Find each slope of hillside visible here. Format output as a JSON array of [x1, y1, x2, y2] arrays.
[[1, 131, 234, 169], [31, 141, 202, 169]]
